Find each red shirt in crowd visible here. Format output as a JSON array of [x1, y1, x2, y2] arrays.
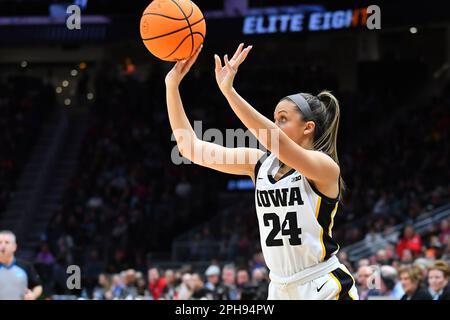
[[396, 234, 422, 259], [148, 277, 167, 300]]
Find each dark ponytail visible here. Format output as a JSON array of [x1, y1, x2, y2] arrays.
[[298, 91, 345, 195]]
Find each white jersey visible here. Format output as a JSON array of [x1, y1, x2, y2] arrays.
[[254, 153, 340, 278]]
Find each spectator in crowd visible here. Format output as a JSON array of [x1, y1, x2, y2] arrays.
[[204, 265, 221, 298], [236, 268, 250, 286], [367, 265, 404, 300], [364, 227, 387, 249], [375, 249, 392, 265], [439, 219, 450, 244], [36, 242, 55, 266], [188, 273, 213, 300], [92, 273, 112, 300], [396, 225, 423, 260], [123, 269, 138, 299], [400, 249, 415, 264], [251, 252, 266, 270], [110, 274, 127, 299], [337, 251, 353, 272], [427, 260, 450, 300], [413, 258, 433, 280], [425, 236, 443, 259], [176, 273, 192, 300], [356, 265, 373, 300], [442, 238, 450, 261], [35, 242, 55, 285], [147, 267, 166, 300], [358, 258, 370, 268], [399, 265, 432, 300], [136, 272, 150, 298], [236, 268, 251, 300], [216, 264, 238, 300], [384, 245, 397, 264], [162, 269, 176, 300], [250, 267, 269, 300]]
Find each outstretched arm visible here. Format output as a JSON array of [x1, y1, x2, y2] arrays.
[[214, 44, 339, 186], [165, 46, 264, 182]]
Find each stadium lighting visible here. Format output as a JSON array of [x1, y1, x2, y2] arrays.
[[20, 61, 28, 68], [87, 93, 94, 100], [56, 87, 62, 94], [64, 98, 71, 106], [410, 27, 418, 34], [71, 69, 78, 77], [62, 80, 69, 87]]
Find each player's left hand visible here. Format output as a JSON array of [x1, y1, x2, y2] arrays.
[[215, 43, 252, 96]]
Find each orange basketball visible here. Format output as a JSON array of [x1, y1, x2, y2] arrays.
[[140, 0, 206, 62]]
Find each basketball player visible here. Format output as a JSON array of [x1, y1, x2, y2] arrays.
[[165, 43, 358, 300]]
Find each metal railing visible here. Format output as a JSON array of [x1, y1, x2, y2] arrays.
[[344, 203, 450, 262]]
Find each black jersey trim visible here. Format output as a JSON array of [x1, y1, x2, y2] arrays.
[[307, 178, 340, 203], [254, 152, 269, 182], [268, 168, 296, 184], [266, 154, 296, 184], [331, 267, 356, 300], [254, 158, 263, 181], [316, 200, 340, 261]]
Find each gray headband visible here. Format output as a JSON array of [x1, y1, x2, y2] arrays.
[[283, 93, 315, 121], [282, 93, 323, 136]]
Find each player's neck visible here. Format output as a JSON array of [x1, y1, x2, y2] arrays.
[[3, 255, 14, 266], [299, 138, 314, 150]]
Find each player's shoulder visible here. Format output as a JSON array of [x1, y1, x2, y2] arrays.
[[314, 150, 338, 164]]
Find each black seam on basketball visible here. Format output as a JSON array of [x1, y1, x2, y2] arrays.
[[141, 17, 204, 41], [170, 0, 194, 57], [142, 2, 194, 20], [191, 32, 204, 40], [161, 32, 204, 60]]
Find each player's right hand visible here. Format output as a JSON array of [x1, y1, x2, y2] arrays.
[[165, 45, 203, 87]]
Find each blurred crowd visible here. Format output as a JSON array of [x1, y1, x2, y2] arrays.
[[354, 258, 450, 300], [77, 259, 270, 300], [0, 74, 54, 214], [45, 249, 450, 300], [54, 217, 449, 300]]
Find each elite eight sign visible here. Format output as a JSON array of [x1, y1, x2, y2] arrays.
[[243, 6, 381, 35]]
